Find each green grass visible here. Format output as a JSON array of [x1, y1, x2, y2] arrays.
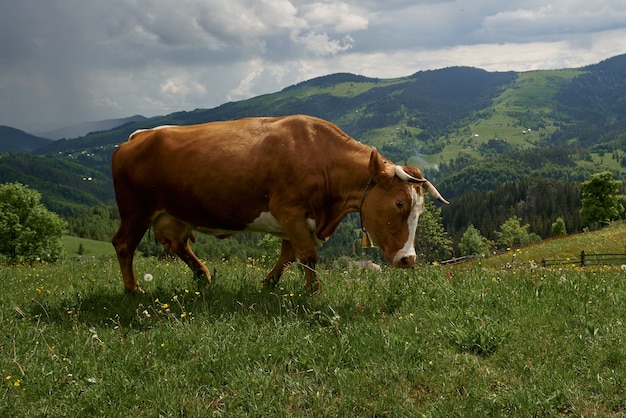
[[481, 221, 626, 268], [581, 152, 625, 173], [61, 235, 116, 259], [3, 226, 626, 416]]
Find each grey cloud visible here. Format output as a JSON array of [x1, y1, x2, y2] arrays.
[[1, 0, 625, 131]]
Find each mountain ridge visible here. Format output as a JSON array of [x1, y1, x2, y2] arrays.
[[1, 54, 625, 217], [34, 115, 148, 140], [0, 126, 53, 153]]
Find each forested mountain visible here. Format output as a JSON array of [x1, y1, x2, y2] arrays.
[[441, 177, 583, 244], [0, 126, 52, 153], [550, 54, 626, 150], [0, 152, 111, 215], [1, 54, 626, 255]]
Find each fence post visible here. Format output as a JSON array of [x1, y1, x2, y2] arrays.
[[580, 250, 585, 267]]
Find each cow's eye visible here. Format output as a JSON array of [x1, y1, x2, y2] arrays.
[[396, 200, 404, 209]]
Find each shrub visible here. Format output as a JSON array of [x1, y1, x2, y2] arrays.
[[459, 224, 491, 256], [0, 183, 67, 263]]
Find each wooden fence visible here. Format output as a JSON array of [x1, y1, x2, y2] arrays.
[[439, 250, 626, 268], [439, 255, 474, 266], [541, 250, 626, 268]]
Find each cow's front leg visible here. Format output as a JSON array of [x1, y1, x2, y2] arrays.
[[263, 239, 296, 287], [302, 260, 322, 294], [281, 221, 322, 294]]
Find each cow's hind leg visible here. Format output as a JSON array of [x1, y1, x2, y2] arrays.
[[263, 239, 296, 288], [173, 239, 211, 285], [112, 218, 150, 295]]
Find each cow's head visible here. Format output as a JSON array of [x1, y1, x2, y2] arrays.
[[360, 149, 448, 268]]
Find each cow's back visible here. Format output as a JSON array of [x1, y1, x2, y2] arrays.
[[115, 116, 330, 177], [111, 115, 357, 229]]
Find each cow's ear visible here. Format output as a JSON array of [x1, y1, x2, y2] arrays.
[[368, 148, 394, 184]]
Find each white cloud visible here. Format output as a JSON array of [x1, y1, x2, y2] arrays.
[[291, 31, 355, 56], [228, 64, 266, 101], [300, 2, 369, 32], [1, 0, 626, 131]]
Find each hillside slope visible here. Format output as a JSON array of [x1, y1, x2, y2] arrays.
[[0, 153, 111, 214], [1, 55, 625, 217], [37, 115, 147, 140], [0, 126, 53, 153]]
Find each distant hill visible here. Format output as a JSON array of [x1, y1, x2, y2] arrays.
[[0, 153, 112, 215], [2, 54, 626, 219], [35, 115, 147, 140], [0, 126, 53, 153]]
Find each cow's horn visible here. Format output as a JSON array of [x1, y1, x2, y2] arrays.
[[395, 166, 450, 204], [424, 181, 450, 205], [395, 166, 427, 183]]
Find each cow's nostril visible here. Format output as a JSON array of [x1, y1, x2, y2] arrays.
[[399, 255, 416, 267]]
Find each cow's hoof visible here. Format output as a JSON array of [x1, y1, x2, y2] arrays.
[[125, 286, 144, 295], [262, 276, 278, 288], [195, 272, 212, 286], [306, 279, 323, 295]]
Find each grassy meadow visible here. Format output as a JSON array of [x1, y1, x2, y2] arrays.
[[2, 224, 626, 416]]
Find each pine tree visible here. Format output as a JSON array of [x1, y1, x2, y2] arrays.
[[415, 198, 453, 262]]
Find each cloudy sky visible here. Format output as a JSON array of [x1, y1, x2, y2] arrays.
[[2, 0, 626, 132]]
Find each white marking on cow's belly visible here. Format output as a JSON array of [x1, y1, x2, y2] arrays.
[[393, 188, 423, 263], [246, 211, 287, 236], [195, 211, 324, 246]]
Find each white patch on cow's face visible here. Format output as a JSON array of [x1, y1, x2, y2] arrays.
[[392, 187, 423, 265]]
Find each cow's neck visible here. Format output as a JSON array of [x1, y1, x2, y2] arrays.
[[335, 148, 375, 218], [310, 146, 370, 239]]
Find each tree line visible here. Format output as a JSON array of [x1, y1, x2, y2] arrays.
[[1, 172, 623, 265], [442, 177, 583, 245]]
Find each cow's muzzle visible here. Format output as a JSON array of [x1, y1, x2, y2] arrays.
[[393, 252, 416, 268]]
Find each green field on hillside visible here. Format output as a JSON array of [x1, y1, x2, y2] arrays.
[[430, 69, 584, 168], [61, 236, 116, 259]]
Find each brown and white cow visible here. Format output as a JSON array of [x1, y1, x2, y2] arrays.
[[111, 115, 448, 294]]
